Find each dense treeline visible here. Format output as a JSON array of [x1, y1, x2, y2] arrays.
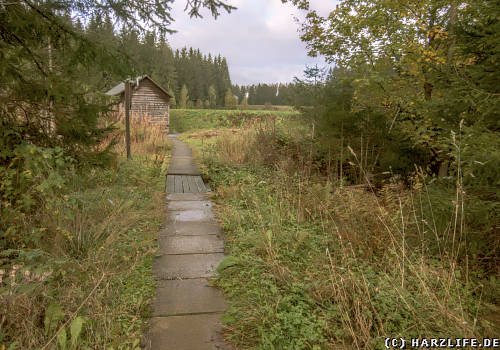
[[87, 15, 301, 109], [231, 83, 296, 106], [84, 14, 232, 108], [174, 48, 231, 107]]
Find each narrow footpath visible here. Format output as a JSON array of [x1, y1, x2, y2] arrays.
[[145, 137, 231, 349]]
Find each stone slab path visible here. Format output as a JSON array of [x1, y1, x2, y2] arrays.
[[145, 137, 231, 350]]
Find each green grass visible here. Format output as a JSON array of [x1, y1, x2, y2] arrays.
[[169, 109, 300, 133], [235, 105, 295, 112]]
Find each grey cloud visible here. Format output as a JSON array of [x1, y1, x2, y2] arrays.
[[167, 0, 327, 85]]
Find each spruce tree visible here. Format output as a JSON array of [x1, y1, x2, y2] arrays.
[[168, 88, 177, 109], [224, 89, 236, 109], [240, 96, 249, 108], [179, 84, 189, 109], [208, 85, 217, 108]]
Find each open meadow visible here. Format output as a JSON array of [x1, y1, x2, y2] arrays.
[[169, 109, 300, 133]]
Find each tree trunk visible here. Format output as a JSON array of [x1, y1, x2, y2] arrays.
[[424, 81, 433, 100]]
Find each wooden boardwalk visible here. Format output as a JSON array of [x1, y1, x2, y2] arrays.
[[166, 175, 207, 193], [165, 137, 210, 194]]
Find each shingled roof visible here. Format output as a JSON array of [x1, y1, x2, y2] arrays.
[[105, 75, 172, 98]]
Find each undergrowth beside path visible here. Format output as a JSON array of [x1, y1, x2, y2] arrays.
[[1, 120, 170, 349], [184, 123, 499, 349]]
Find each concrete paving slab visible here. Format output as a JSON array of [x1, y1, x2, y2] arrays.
[[170, 139, 193, 157], [153, 278, 227, 316], [159, 235, 224, 254], [146, 314, 231, 350], [153, 253, 225, 279], [166, 193, 208, 201], [161, 221, 221, 236], [168, 157, 200, 176], [168, 209, 214, 222], [167, 200, 212, 211]]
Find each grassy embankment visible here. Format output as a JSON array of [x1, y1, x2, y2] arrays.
[[169, 109, 299, 134], [1, 119, 169, 349], [234, 105, 295, 112], [181, 113, 499, 349]]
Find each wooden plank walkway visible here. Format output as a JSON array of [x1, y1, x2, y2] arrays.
[[165, 138, 208, 194], [166, 175, 207, 193]]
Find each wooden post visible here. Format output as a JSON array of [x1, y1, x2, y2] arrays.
[[124, 80, 132, 159], [47, 37, 55, 134], [360, 133, 363, 183]]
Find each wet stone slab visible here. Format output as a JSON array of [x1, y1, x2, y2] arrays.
[[170, 139, 193, 157], [168, 209, 214, 222], [166, 193, 208, 201], [167, 157, 201, 176], [153, 253, 225, 279], [160, 221, 221, 237], [153, 278, 227, 316], [167, 200, 212, 211], [159, 235, 224, 254], [146, 314, 231, 350]]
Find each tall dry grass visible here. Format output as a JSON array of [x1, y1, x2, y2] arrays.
[[194, 121, 498, 348], [102, 112, 170, 160]]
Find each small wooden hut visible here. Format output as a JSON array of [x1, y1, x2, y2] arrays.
[[106, 75, 171, 132]]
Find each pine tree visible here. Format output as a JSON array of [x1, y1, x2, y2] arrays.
[[152, 35, 177, 90], [168, 88, 177, 109], [240, 96, 249, 108], [208, 85, 217, 109], [224, 89, 236, 109], [179, 84, 189, 109]]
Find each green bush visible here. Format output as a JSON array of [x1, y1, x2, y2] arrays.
[[0, 143, 73, 250]]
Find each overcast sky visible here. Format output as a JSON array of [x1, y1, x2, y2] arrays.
[[166, 0, 335, 85]]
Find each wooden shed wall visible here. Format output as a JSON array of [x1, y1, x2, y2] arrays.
[[130, 78, 170, 118]]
